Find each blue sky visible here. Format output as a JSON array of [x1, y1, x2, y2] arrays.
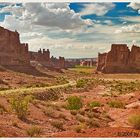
[[0, 3, 140, 58]]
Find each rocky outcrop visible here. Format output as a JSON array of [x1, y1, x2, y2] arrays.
[[0, 26, 30, 66], [97, 44, 140, 73], [30, 49, 65, 68]]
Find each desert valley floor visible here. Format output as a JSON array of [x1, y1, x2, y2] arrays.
[[0, 64, 140, 137]]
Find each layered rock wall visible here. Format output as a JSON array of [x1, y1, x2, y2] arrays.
[[0, 26, 30, 66], [97, 44, 140, 73]]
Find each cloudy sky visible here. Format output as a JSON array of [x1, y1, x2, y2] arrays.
[[0, 2, 140, 58]]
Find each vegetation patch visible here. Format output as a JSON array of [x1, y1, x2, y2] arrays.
[[66, 96, 83, 110], [10, 95, 31, 120], [86, 119, 100, 128], [51, 120, 64, 130], [128, 114, 140, 129], [109, 80, 140, 95], [89, 101, 102, 108], [108, 100, 125, 108], [26, 126, 42, 137]]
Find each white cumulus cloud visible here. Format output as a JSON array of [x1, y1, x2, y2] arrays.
[[79, 3, 115, 16]]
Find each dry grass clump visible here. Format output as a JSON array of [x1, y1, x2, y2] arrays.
[[26, 126, 42, 137], [89, 101, 102, 108], [128, 114, 140, 129], [108, 100, 125, 108], [51, 120, 64, 130], [86, 119, 100, 128], [76, 114, 85, 123], [44, 107, 55, 118]]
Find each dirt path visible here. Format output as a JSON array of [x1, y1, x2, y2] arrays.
[[0, 80, 76, 95]]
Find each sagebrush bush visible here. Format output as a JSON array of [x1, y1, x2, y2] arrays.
[[26, 126, 42, 137], [128, 114, 140, 129], [51, 121, 64, 130], [44, 107, 55, 117], [86, 119, 100, 128], [76, 79, 88, 88], [89, 101, 102, 108], [76, 114, 85, 122], [108, 100, 125, 108], [10, 96, 30, 120], [66, 96, 83, 110]]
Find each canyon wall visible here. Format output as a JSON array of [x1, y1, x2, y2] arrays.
[[0, 26, 30, 66], [97, 44, 140, 73]]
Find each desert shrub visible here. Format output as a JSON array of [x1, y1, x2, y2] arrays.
[[44, 107, 55, 117], [34, 88, 61, 101], [10, 96, 30, 120], [108, 100, 125, 108], [70, 110, 78, 115], [128, 114, 140, 129], [51, 121, 64, 130], [56, 76, 68, 85], [58, 113, 67, 120], [76, 79, 88, 88], [109, 80, 140, 94], [76, 114, 85, 122], [79, 110, 85, 116], [26, 126, 42, 137], [89, 101, 102, 108], [74, 125, 82, 133], [86, 112, 99, 118], [86, 119, 100, 128], [66, 96, 83, 110], [0, 104, 7, 114]]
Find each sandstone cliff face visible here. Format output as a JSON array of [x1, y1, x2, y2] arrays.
[[97, 44, 140, 73], [0, 26, 30, 66], [30, 49, 65, 68]]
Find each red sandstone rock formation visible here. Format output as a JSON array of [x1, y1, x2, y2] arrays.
[[30, 49, 65, 69], [0, 26, 30, 66], [97, 44, 140, 73]]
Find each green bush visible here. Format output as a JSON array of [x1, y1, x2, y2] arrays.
[[10, 96, 30, 120], [128, 114, 140, 129], [89, 101, 102, 108], [26, 126, 42, 137], [67, 96, 83, 110], [108, 100, 125, 108], [76, 79, 88, 88]]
